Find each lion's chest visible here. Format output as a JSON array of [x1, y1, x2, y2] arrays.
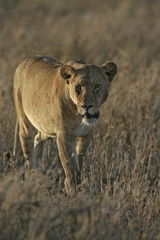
[[76, 122, 93, 137]]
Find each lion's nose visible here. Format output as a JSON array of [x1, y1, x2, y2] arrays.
[[81, 104, 93, 111]]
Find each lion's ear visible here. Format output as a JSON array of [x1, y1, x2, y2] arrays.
[[60, 65, 76, 83], [101, 62, 117, 82]]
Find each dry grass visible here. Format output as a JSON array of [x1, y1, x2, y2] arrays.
[[0, 0, 160, 239]]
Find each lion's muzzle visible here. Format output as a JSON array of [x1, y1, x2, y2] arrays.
[[82, 111, 99, 120]]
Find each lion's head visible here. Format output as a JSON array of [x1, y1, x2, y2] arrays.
[[60, 61, 117, 124]]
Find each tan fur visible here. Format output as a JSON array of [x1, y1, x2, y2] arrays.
[[13, 56, 117, 193]]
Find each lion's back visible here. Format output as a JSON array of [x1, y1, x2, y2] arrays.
[[14, 56, 62, 91]]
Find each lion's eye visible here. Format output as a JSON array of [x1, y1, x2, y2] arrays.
[[94, 84, 100, 90], [75, 85, 81, 93]]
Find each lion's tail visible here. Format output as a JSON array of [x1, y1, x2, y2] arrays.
[[13, 117, 19, 157]]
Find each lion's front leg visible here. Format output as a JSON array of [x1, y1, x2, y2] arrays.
[[76, 130, 93, 174], [56, 134, 80, 194]]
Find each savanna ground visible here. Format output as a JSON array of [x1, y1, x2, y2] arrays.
[[0, 0, 160, 239]]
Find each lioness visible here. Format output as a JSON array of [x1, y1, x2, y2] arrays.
[[13, 56, 117, 193]]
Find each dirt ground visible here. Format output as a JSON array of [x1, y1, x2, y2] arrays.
[[0, 0, 159, 239]]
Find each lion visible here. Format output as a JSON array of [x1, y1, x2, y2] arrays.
[[13, 56, 117, 193]]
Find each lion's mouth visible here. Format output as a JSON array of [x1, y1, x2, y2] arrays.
[[82, 111, 99, 119]]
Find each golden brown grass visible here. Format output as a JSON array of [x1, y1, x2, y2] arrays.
[[0, 0, 159, 239]]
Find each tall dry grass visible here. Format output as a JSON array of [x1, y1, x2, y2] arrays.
[[0, 0, 159, 239]]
